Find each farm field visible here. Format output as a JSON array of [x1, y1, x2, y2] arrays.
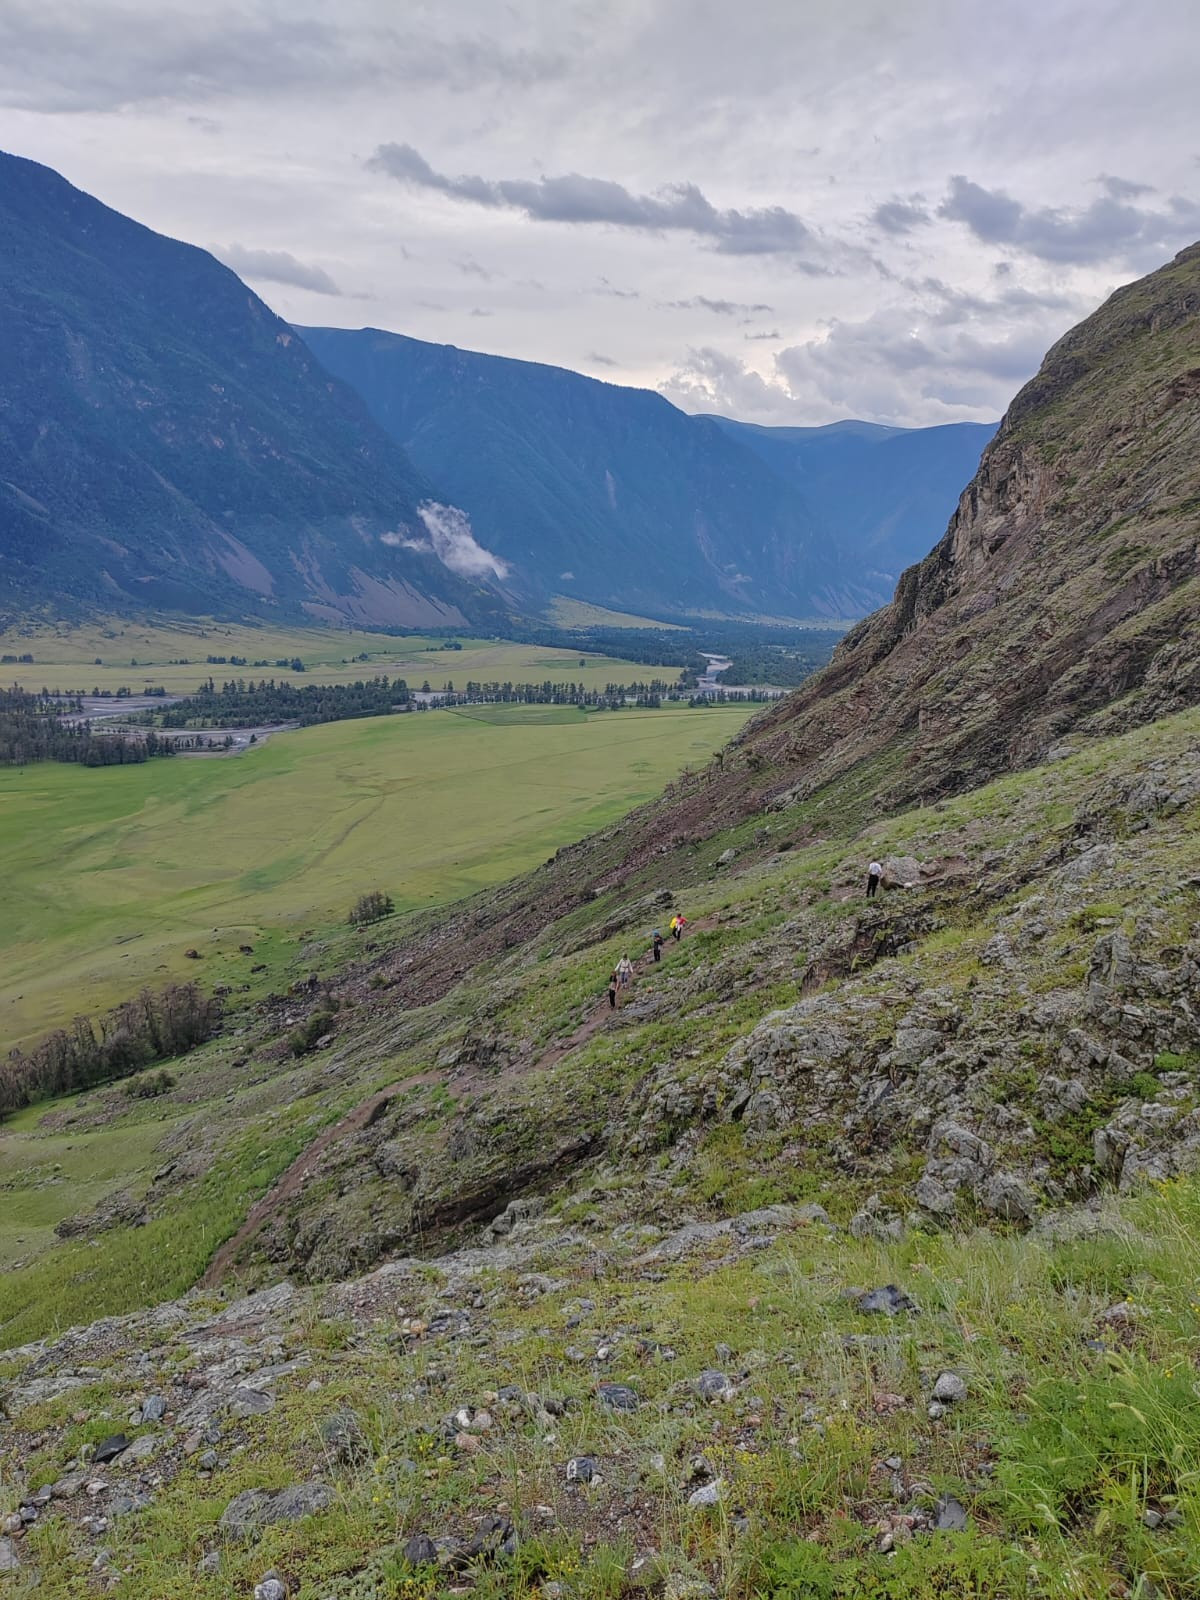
[[0, 616, 686, 696], [0, 701, 753, 1049]]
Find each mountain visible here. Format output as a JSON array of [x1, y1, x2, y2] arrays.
[[300, 325, 881, 620], [0, 151, 506, 627], [708, 415, 996, 589], [6, 244, 1200, 1597]]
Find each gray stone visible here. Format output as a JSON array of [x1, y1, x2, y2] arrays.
[[403, 1533, 438, 1565], [218, 1482, 332, 1538], [933, 1372, 968, 1404], [319, 1409, 367, 1465], [124, 1434, 159, 1464], [229, 1388, 274, 1419], [199, 1551, 221, 1576], [565, 1456, 596, 1483], [139, 1395, 167, 1423], [665, 1578, 717, 1600], [687, 1479, 725, 1508], [981, 1173, 1037, 1222], [255, 1578, 288, 1600], [91, 1434, 130, 1464], [0, 1537, 19, 1572], [852, 1285, 918, 1317], [934, 1495, 968, 1531], [694, 1370, 735, 1402], [596, 1382, 640, 1412], [927, 1400, 947, 1420]]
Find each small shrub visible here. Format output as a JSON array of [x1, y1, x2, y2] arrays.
[[289, 1010, 334, 1057], [349, 889, 395, 927], [122, 1068, 176, 1099]]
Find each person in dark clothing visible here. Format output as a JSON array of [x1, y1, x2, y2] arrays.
[[607, 970, 619, 1009], [652, 930, 664, 963], [866, 859, 882, 898]]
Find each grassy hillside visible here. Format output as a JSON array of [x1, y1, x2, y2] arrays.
[[0, 703, 752, 1048], [1, 704, 1198, 1596]]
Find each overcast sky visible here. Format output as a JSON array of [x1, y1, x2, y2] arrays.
[[3, 0, 1198, 425]]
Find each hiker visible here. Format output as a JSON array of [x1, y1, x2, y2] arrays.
[[866, 859, 883, 898], [671, 914, 687, 942], [652, 930, 664, 963], [607, 969, 619, 1009], [617, 954, 634, 988]]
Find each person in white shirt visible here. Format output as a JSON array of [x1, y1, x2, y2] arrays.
[[866, 860, 883, 898]]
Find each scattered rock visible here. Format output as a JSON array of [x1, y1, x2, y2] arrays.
[[319, 1409, 367, 1465], [694, 1370, 735, 1403], [934, 1495, 968, 1531], [596, 1382, 640, 1412], [403, 1533, 438, 1565], [254, 1574, 288, 1600], [932, 1372, 968, 1404], [851, 1284, 919, 1316], [688, 1479, 725, 1508], [218, 1483, 332, 1539], [0, 1539, 20, 1572], [91, 1435, 130, 1464], [139, 1395, 167, 1423], [565, 1456, 596, 1483], [199, 1551, 221, 1576]]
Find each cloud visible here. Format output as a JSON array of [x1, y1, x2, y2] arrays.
[[744, 329, 781, 341], [872, 198, 931, 235], [367, 141, 822, 257], [211, 242, 341, 295], [661, 296, 774, 315], [0, 7, 565, 112], [939, 174, 1200, 266], [383, 503, 509, 581], [1098, 174, 1156, 200], [592, 279, 640, 299], [588, 352, 619, 366]]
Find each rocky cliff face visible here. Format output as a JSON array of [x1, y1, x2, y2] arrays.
[[737, 241, 1200, 811]]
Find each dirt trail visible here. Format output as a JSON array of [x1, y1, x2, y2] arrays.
[[202, 917, 719, 1285]]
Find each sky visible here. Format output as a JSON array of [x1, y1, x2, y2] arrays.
[[2, 0, 1198, 427]]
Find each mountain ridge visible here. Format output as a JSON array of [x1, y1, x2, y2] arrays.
[[0, 150, 507, 628]]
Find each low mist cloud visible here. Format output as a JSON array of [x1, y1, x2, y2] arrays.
[[382, 503, 509, 581]]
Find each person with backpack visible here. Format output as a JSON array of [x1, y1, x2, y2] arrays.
[[671, 914, 687, 941], [617, 954, 634, 988], [607, 969, 619, 1009], [652, 930, 664, 963]]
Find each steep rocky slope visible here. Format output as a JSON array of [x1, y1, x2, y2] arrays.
[[0, 152, 506, 627], [2, 246, 1200, 1599]]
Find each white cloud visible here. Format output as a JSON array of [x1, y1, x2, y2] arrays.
[[211, 242, 341, 294], [383, 503, 509, 581]]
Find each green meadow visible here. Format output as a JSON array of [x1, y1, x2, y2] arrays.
[[0, 702, 752, 1049], [0, 616, 682, 695]]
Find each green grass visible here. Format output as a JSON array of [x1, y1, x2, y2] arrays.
[[0, 702, 752, 1048], [0, 617, 684, 695]]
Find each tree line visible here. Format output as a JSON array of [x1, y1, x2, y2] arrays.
[[0, 687, 175, 766], [146, 675, 412, 729], [0, 982, 221, 1120]]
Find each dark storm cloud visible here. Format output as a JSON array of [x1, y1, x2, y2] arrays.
[[367, 142, 819, 256], [939, 175, 1200, 266], [872, 198, 931, 235], [212, 242, 341, 295], [661, 296, 774, 315], [0, 6, 564, 112]]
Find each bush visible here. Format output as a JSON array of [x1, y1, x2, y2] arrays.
[[122, 1068, 176, 1100], [349, 890, 395, 927], [289, 1010, 335, 1057]]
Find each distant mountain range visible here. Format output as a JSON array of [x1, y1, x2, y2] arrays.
[[0, 147, 994, 628], [302, 326, 995, 620], [0, 150, 506, 628]]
